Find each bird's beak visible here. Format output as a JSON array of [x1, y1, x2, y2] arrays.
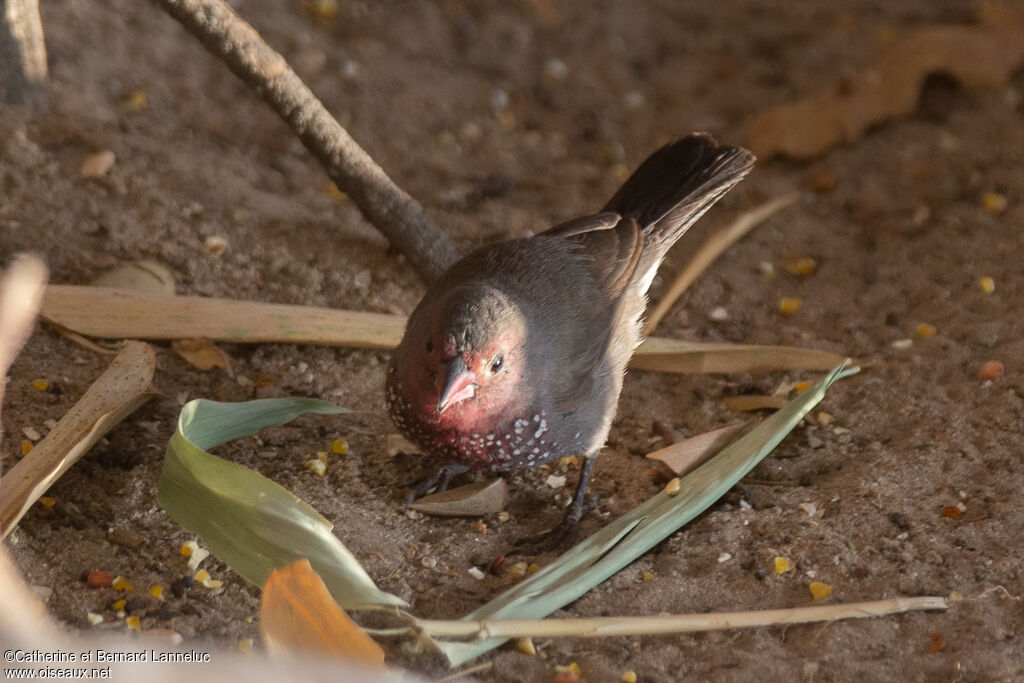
[[438, 356, 476, 413]]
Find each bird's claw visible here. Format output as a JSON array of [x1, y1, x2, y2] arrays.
[[401, 463, 470, 509]]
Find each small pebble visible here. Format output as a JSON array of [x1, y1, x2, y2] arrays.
[[545, 474, 567, 489], [717, 552, 731, 563], [916, 323, 937, 337], [86, 612, 104, 625], [774, 557, 792, 574], [86, 571, 113, 588], [978, 276, 995, 294], [80, 150, 116, 178], [22, 426, 41, 441], [204, 235, 228, 257], [979, 360, 1005, 381], [467, 567, 485, 580], [496, 511, 510, 523], [890, 338, 913, 349], [708, 306, 729, 321], [543, 58, 568, 80], [420, 557, 437, 568]]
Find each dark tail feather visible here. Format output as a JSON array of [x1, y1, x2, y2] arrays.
[[602, 133, 755, 249]]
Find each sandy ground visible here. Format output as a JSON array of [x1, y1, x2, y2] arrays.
[[2, 1, 1022, 680]]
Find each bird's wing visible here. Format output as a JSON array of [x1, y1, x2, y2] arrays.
[[542, 212, 643, 413]]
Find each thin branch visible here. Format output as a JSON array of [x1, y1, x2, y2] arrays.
[[415, 596, 949, 641], [150, 0, 459, 283], [646, 191, 800, 334]]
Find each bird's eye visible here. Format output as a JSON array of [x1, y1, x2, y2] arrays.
[[425, 339, 433, 353], [489, 354, 504, 374]]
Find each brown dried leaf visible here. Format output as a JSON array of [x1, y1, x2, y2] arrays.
[[646, 423, 749, 476], [172, 337, 233, 375], [748, 4, 1024, 159], [260, 559, 385, 667], [409, 479, 508, 517]]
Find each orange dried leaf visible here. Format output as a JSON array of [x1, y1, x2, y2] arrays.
[[940, 505, 961, 520], [260, 559, 385, 667]]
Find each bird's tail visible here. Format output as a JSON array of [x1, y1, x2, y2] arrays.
[[602, 133, 755, 253]]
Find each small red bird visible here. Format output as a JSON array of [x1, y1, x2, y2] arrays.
[[387, 133, 754, 545]]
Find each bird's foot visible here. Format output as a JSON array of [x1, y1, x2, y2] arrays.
[[510, 497, 594, 555], [401, 462, 470, 509]]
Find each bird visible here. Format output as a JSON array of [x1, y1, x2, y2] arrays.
[[386, 133, 755, 547]]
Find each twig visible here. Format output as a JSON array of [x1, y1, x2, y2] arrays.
[[646, 191, 800, 333], [415, 596, 948, 641], [150, 0, 459, 283]]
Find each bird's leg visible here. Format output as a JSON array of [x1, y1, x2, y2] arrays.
[[401, 462, 470, 509], [513, 454, 597, 553]]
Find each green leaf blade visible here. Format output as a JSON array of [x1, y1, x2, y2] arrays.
[[158, 397, 405, 610], [438, 361, 857, 666]]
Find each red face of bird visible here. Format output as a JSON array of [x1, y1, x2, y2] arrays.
[[395, 285, 529, 431]]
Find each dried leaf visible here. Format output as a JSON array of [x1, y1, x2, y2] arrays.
[[646, 423, 748, 476], [0, 341, 156, 538], [261, 559, 386, 667], [748, 5, 1024, 159], [172, 338, 233, 375], [409, 479, 508, 517], [724, 395, 787, 412], [631, 339, 847, 374], [91, 261, 175, 295]]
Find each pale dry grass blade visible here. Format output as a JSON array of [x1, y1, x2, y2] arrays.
[[41, 287, 843, 374], [42, 286, 405, 348], [416, 596, 948, 640], [0, 341, 156, 538]]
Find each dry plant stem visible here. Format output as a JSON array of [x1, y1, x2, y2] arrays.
[[0, 255, 47, 464], [0, 341, 156, 538], [646, 191, 800, 333], [0, 0, 47, 107], [414, 596, 948, 641], [40, 287, 847, 373], [151, 0, 458, 283]]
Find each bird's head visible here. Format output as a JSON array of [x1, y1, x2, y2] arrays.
[[390, 284, 530, 430]]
